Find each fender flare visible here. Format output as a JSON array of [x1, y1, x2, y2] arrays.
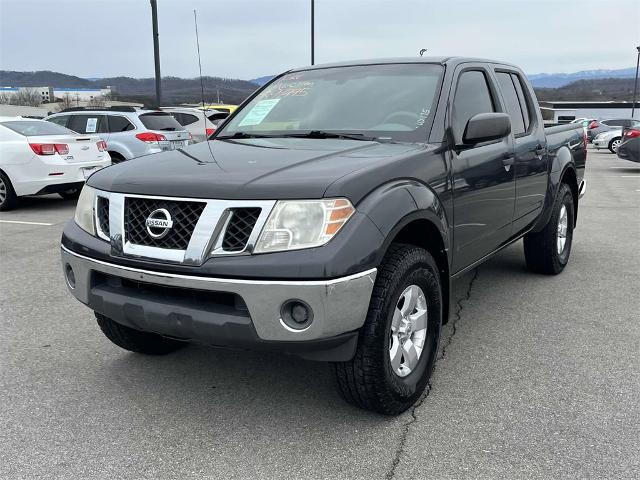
[[532, 146, 577, 232], [356, 179, 450, 262]]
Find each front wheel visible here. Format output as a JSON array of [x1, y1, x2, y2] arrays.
[[58, 188, 81, 200], [523, 183, 574, 274], [335, 244, 442, 415], [95, 313, 186, 355]]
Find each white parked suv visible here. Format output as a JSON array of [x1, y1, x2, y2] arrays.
[[161, 107, 222, 143], [45, 107, 190, 163], [0, 117, 111, 210]]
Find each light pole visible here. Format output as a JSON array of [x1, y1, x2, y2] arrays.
[[150, 0, 162, 106], [632, 46, 640, 119], [311, 0, 315, 65]]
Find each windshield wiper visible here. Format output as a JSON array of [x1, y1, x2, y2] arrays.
[[284, 130, 378, 141], [215, 132, 276, 140]]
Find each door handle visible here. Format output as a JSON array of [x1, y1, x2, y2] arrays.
[[502, 155, 515, 166]]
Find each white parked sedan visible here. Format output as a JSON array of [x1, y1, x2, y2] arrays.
[[0, 117, 111, 210], [593, 129, 623, 153]]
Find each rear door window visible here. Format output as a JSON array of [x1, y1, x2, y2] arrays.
[[67, 115, 107, 134], [496, 72, 526, 135], [179, 113, 200, 126], [107, 115, 135, 132], [138, 113, 183, 131], [511, 74, 532, 132], [452, 70, 495, 143]]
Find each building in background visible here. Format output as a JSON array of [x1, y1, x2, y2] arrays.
[[0, 86, 54, 103], [52, 86, 113, 102], [540, 101, 640, 124]]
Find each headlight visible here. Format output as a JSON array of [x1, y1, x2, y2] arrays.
[[254, 198, 355, 253], [74, 185, 96, 235]]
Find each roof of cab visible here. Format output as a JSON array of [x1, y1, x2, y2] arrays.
[[289, 56, 519, 72]]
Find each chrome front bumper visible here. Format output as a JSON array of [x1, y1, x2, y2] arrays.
[[61, 246, 377, 342]]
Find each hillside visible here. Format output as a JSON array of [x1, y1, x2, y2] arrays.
[[0, 70, 258, 105], [1, 69, 638, 105], [534, 77, 637, 102]]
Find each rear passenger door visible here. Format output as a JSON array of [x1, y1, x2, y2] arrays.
[[494, 68, 548, 235], [449, 65, 516, 272], [67, 114, 108, 138]]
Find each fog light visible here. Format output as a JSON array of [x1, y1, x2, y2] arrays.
[[64, 263, 76, 289], [280, 299, 313, 330]]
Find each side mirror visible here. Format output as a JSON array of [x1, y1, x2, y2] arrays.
[[462, 112, 511, 145]]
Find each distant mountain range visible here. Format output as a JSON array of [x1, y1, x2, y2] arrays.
[[1, 67, 637, 105], [248, 75, 276, 86], [0, 70, 258, 105], [528, 67, 636, 88]]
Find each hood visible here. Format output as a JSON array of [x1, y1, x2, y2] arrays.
[[88, 137, 425, 201]]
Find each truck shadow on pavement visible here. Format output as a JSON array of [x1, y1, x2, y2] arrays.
[[94, 245, 529, 427]]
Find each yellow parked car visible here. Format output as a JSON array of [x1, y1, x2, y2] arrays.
[[201, 104, 238, 114]]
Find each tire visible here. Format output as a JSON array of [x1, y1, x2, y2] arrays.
[[523, 183, 574, 274], [95, 312, 186, 355], [0, 170, 18, 211], [608, 137, 622, 153], [58, 188, 81, 200], [108, 152, 125, 164], [335, 244, 442, 415]]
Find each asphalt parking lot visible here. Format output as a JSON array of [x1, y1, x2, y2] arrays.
[[1, 147, 638, 479]]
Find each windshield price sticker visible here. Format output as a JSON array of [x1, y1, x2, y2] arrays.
[[86, 117, 98, 133], [238, 99, 280, 126]]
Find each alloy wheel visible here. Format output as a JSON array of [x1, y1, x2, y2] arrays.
[[389, 284, 428, 377], [557, 204, 568, 255]]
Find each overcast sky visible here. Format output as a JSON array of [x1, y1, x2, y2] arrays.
[[1, 0, 639, 80]]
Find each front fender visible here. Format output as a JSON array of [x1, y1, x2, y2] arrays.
[[356, 179, 451, 267]]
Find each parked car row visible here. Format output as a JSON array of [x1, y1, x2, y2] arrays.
[[0, 116, 111, 210], [0, 104, 236, 210]]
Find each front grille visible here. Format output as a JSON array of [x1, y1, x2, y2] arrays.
[[96, 196, 110, 237], [222, 208, 261, 252], [124, 197, 206, 250]]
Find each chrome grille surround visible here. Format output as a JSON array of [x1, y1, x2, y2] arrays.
[[93, 189, 276, 265]]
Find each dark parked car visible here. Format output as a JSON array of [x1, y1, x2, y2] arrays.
[[587, 118, 638, 142], [616, 128, 640, 163], [60, 57, 587, 415]]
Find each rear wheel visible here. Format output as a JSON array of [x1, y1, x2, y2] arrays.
[[523, 183, 574, 274], [58, 188, 81, 200], [108, 152, 125, 164], [335, 244, 442, 415], [0, 171, 18, 211], [95, 313, 186, 355], [608, 137, 622, 153]]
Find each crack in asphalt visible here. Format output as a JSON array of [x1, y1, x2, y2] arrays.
[[384, 268, 480, 480]]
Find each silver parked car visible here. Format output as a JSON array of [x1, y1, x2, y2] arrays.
[[45, 107, 190, 163]]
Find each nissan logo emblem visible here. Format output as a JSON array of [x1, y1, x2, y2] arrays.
[[145, 208, 174, 239]]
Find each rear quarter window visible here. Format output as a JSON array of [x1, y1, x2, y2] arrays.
[[139, 113, 183, 131], [1, 120, 76, 136]]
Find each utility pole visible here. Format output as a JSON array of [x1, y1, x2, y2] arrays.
[[311, 0, 315, 65], [632, 46, 640, 119], [150, 0, 162, 106]]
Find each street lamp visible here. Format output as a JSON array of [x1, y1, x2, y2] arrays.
[[632, 46, 640, 119]]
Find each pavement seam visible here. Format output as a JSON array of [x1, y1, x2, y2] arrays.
[[384, 268, 480, 480]]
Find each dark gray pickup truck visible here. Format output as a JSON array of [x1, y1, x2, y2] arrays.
[[61, 57, 586, 414]]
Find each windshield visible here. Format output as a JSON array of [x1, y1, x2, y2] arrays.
[[218, 63, 444, 142], [1, 120, 76, 136]]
